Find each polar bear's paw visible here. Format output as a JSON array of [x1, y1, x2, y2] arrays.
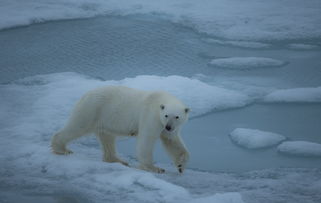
[[51, 133, 73, 155], [52, 147, 73, 155], [103, 157, 129, 167], [175, 152, 189, 173], [139, 165, 165, 173]]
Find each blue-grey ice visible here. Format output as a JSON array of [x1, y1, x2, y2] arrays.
[[264, 87, 321, 103], [230, 128, 286, 149], [278, 141, 321, 157], [209, 57, 285, 70]]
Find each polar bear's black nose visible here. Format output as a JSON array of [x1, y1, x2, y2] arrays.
[[165, 125, 172, 131]]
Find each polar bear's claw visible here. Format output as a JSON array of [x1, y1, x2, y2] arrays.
[[52, 148, 73, 155], [118, 160, 129, 166], [103, 157, 129, 167], [158, 168, 165, 173], [154, 167, 165, 173], [139, 165, 165, 173]]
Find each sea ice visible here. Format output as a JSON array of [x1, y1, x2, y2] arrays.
[[288, 44, 319, 50], [188, 192, 244, 203], [8, 73, 250, 119], [203, 38, 271, 49], [278, 141, 321, 157], [121, 75, 251, 116], [0, 0, 321, 41], [209, 57, 285, 70], [264, 87, 321, 103], [230, 128, 286, 149], [0, 72, 251, 203]]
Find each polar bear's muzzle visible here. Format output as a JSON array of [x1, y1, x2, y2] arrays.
[[165, 124, 172, 132], [165, 120, 175, 132]]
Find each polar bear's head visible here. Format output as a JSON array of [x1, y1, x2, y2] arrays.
[[159, 103, 189, 133]]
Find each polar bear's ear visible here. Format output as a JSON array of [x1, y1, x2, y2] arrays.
[[184, 108, 190, 113], [160, 104, 165, 110]]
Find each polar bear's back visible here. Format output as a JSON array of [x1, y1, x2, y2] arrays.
[[65, 86, 152, 135], [64, 86, 183, 136]]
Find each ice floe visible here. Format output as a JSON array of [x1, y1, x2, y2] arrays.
[[230, 128, 286, 149], [288, 43, 319, 50], [203, 38, 271, 49], [209, 57, 285, 70], [0, 0, 321, 41], [1, 73, 251, 126], [264, 87, 321, 103], [277, 141, 321, 157]]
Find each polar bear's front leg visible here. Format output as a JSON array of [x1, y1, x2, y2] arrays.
[[97, 133, 128, 166], [160, 133, 189, 173], [136, 133, 165, 173], [51, 128, 85, 155]]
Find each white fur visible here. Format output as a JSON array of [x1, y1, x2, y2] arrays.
[[51, 86, 190, 173]]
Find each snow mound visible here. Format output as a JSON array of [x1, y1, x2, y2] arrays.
[[121, 75, 251, 116], [230, 128, 286, 149], [188, 192, 244, 203], [203, 38, 271, 49], [264, 87, 321, 103], [277, 141, 321, 157], [288, 43, 319, 50], [2, 72, 251, 121], [209, 57, 285, 70], [0, 0, 321, 41]]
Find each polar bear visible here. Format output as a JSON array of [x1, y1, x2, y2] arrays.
[[51, 86, 190, 173]]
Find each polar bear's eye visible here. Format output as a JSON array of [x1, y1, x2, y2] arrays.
[[176, 116, 179, 119], [165, 115, 168, 118]]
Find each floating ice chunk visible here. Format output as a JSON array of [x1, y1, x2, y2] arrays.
[[203, 38, 271, 49], [209, 57, 285, 70], [278, 141, 321, 157], [189, 192, 244, 203], [288, 43, 319, 50], [264, 87, 321, 103], [230, 128, 286, 149]]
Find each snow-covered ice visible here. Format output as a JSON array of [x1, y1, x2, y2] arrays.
[[121, 75, 251, 115], [1, 0, 321, 41], [278, 141, 321, 157], [229, 128, 286, 149], [188, 192, 244, 203], [264, 87, 321, 103], [5, 73, 251, 119], [209, 57, 285, 70], [0, 73, 249, 202]]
